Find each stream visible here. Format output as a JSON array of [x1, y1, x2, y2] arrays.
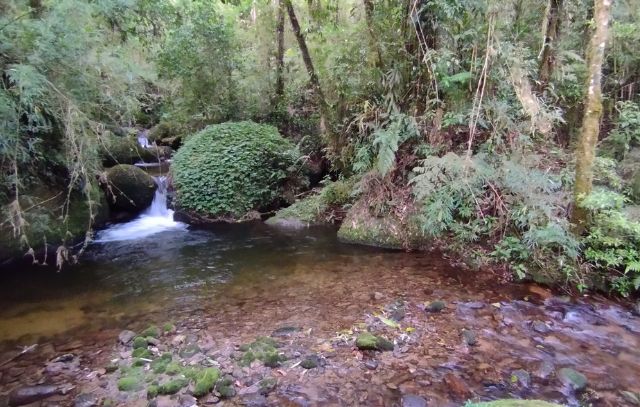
[[0, 181, 639, 406]]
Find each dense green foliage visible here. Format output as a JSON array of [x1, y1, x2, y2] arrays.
[[2, 0, 640, 296], [172, 121, 303, 219]]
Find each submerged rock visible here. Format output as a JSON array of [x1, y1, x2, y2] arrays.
[[8, 385, 62, 406], [511, 369, 531, 388], [466, 401, 564, 407], [118, 330, 137, 345], [558, 367, 588, 391], [74, 393, 99, 407], [356, 332, 394, 351], [461, 329, 478, 346], [425, 300, 446, 313], [401, 394, 428, 407]]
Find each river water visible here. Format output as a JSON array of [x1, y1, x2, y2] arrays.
[[0, 194, 639, 405]]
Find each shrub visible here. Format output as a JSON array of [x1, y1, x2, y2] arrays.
[[172, 121, 305, 219], [580, 189, 640, 296]]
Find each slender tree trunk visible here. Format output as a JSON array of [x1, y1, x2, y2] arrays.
[[572, 0, 611, 230], [363, 0, 384, 69], [274, 0, 286, 106], [284, 0, 330, 136], [538, 0, 563, 90]]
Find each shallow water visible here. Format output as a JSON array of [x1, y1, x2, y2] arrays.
[[0, 223, 639, 406]]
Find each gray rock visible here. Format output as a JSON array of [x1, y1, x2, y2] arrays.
[[558, 367, 588, 391], [465, 301, 485, 309], [425, 301, 446, 313], [364, 359, 378, 370], [51, 353, 75, 363], [270, 326, 301, 337], [401, 394, 428, 407], [118, 330, 137, 345], [532, 320, 550, 334], [178, 394, 197, 407], [9, 385, 61, 406], [535, 360, 555, 380], [74, 393, 98, 407]]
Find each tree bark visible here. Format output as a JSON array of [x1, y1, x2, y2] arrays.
[[363, 0, 384, 69], [572, 0, 611, 230], [284, 0, 330, 136], [274, 0, 286, 105], [538, 0, 563, 90]]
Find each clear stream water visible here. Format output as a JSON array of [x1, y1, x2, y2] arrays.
[[0, 187, 639, 405]]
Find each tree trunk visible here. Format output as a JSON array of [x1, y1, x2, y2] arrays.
[[284, 0, 330, 136], [274, 0, 286, 106], [363, 0, 384, 69], [538, 0, 563, 90], [572, 0, 611, 230]]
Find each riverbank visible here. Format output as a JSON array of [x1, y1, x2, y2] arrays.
[[0, 226, 638, 406]]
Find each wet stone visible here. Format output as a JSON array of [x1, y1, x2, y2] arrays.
[[558, 367, 588, 391], [178, 394, 197, 407], [425, 301, 446, 313], [511, 369, 531, 388], [8, 385, 61, 406], [74, 393, 98, 407], [271, 326, 301, 337], [118, 330, 136, 345], [51, 353, 75, 363], [401, 394, 428, 407], [461, 329, 478, 346], [364, 359, 379, 370], [535, 360, 555, 380], [532, 320, 550, 334]]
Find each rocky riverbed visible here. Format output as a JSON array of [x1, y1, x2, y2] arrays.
[[0, 227, 639, 406]]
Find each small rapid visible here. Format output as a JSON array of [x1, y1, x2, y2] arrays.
[[95, 175, 187, 242]]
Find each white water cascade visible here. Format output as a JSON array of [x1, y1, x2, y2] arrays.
[[95, 176, 187, 243]]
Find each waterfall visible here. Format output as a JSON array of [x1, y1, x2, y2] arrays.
[[95, 176, 187, 242]]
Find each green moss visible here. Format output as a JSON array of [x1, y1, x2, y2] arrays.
[[102, 399, 116, 407], [105, 364, 119, 373], [162, 322, 175, 333], [117, 376, 142, 392], [132, 336, 148, 349], [179, 343, 201, 358], [356, 332, 394, 351], [151, 353, 173, 373], [238, 337, 285, 367], [132, 358, 148, 367], [337, 198, 425, 249], [132, 348, 152, 358], [158, 378, 188, 395], [267, 178, 357, 227], [259, 377, 277, 394], [172, 121, 305, 219], [141, 325, 160, 338], [147, 385, 159, 399], [300, 356, 319, 369], [193, 368, 221, 397], [165, 362, 183, 375], [216, 377, 236, 398], [105, 165, 156, 212]]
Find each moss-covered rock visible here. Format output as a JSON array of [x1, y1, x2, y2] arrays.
[[132, 348, 152, 358], [104, 164, 156, 213], [172, 121, 306, 222], [337, 197, 426, 249], [117, 376, 142, 392], [132, 336, 148, 349], [0, 183, 109, 263], [192, 368, 221, 397], [238, 336, 286, 367], [158, 378, 188, 395], [266, 179, 356, 228], [466, 401, 564, 407], [355, 332, 394, 351], [141, 325, 160, 338]]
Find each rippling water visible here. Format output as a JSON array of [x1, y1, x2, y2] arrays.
[[0, 223, 639, 405]]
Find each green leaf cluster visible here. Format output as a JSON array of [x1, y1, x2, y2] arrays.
[[172, 121, 305, 218]]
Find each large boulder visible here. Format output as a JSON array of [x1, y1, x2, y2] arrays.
[[171, 121, 306, 222], [0, 184, 109, 264], [337, 197, 425, 249], [100, 133, 173, 166], [104, 165, 156, 213]]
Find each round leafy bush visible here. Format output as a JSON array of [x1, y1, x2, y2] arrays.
[[171, 121, 304, 219]]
